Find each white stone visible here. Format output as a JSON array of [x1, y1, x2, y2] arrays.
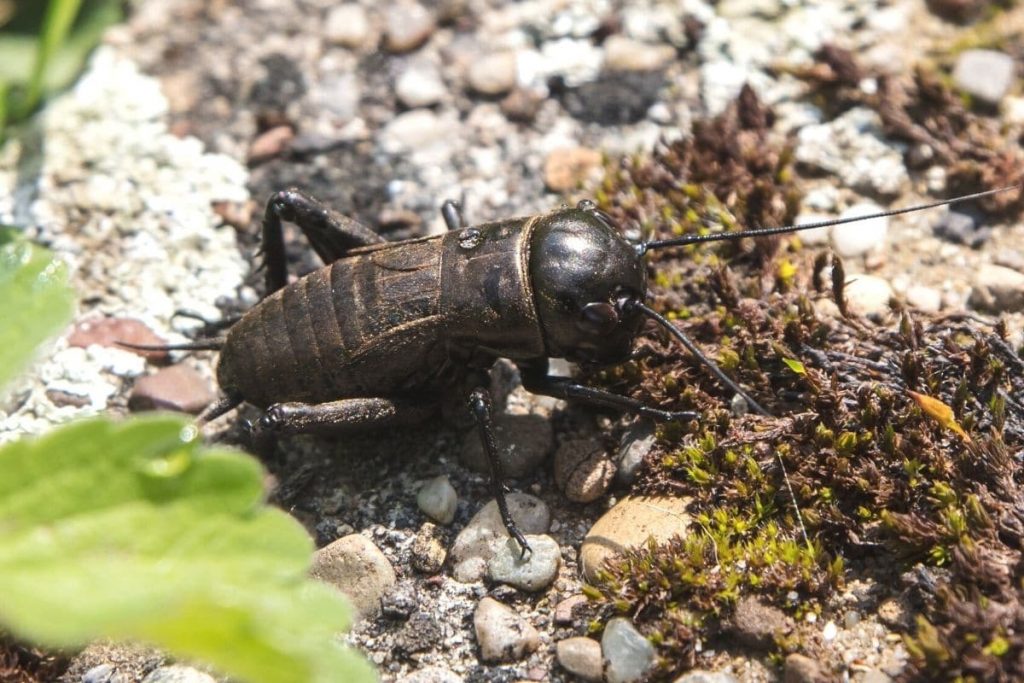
[[603, 617, 656, 683], [474, 597, 540, 663], [905, 285, 942, 313], [843, 275, 894, 317], [953, 49, 1016, 106], [395, 60, 446, 108], [793, 212, 832, 245], [468, 51, 518, 96], [325, 4, 372, 48], [604, 36, 676, 71], [416, 475, 458, 525], [451, 494, 550, 582], [831, 203, 888, 257]]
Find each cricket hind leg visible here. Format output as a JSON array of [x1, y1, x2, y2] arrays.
[[250, 396, 434, 439], [260, 188, 386, 295]]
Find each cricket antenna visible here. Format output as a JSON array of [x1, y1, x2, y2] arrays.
[[627, 299, 811, 548], [116, 339, 225, 353], [637, 185, 1021, 255]]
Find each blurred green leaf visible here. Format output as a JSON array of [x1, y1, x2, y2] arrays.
[[782, 357, 806, 376], [0, 236, 75, 391], [0, 415, 376, 683]]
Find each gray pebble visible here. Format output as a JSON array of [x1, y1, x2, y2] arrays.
[[325, 4, 373, 49], [953, 49, 1016, 106], [933, 208, 989, 247], [795, 108, 907, 196], [783, 653, 826, 683], [674, 672, 739, 683], [411, 522, 448, 574], [468, 52, 519, 96], [82, 664, 115, 683], [460, 412, 553, 477], [384, 0, 435, 53], [310, 534, 397, 619], [616, 422, 655, 485], [553, 438, 614, 503], [417, 474, 457, 524], [603, 36, 675, 72], [487, 534, 561, 591], [140, 666, 216, 683], [474, 597, 540, 663], [396, 61, 447, 108], [452, 493, 550, 582], [831, 203, 888, 257], [556, 637, 603, 681], [725, 596, 792, 650], [602, 617, 655, 683], [969, 264, 1024, 313]]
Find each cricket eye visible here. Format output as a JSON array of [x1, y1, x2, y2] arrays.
[[578, 302, 619, 334]]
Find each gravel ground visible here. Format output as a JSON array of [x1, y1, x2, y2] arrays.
[[1, 0, 1022, 681]]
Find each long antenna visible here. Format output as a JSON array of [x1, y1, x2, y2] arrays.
[[638, 185, 1020, 254]]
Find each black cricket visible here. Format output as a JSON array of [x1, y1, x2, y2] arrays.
[[124, 184, 1017, 554]]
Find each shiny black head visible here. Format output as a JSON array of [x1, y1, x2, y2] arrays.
[[529, 200, 646, 364]]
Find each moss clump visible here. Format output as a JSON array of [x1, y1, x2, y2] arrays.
[[583, 85, 1024, 680]]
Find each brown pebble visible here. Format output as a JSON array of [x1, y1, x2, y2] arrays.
[[553, 439, 614, 503], [554, 594, 588, 625], [212, 200, 254, 230], [543, 147, 603, 192], [500, 88, 543, 123], [726, 596, 793, 650], [128, 364, 215, 415], [784, 653, 829, 683], [68, 316, 168, 362], [411, 522, 448, 574], [247, 125, 294, 164]]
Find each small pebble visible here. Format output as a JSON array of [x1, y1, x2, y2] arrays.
[[616, 423, 655, 485], [553, 438, 614, 503], [831, 203, 888, 257], [451, 493, 550, 582], [467, 51, 519, 96], [384, 0, 435, 53], [396, 61, 447, 108], [783, 653, 827, 683], [603, 36, 676, 71], [487, 534, 561, 591], [247, 125, 293, 163], [556, 637, 603, 681], [905, 285, 942, 313], [843, 274, 894, 318], [933, 208, 989, 247], [398, 666, 464, 683], [325, 4, 373, 48], [969, 264, 1024, 313], [725, 596, 792, 651], [83, 664, 115, 683], [543, 147, 603, 192], [411, 522, 447, 574], [554, 594, 588, 625], [417, 475, 458, 524], [460, 413, 553, 477], [822, 620, 837, 641], [140, 666, 216, 683], [310, 534, 397, 619], [68, 317, 167, 361], [602, 617, 655, 683], [952, 49, 1016, 106], [844, 610, 861, 628], [792, 213, 831, 245], [474, 597, 540, 663], [128, 364, 215, 415]]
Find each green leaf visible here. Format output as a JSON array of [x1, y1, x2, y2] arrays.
[[0, 415, 376, 683], [0, 236, 75, 391], [782, 358, 806, 375]]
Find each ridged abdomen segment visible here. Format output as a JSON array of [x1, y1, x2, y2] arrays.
[[217, 237, 444, 407]]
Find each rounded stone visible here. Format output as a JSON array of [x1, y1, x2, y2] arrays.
[[843, 274, 894, 317], [417, 474, 457, 524], [580, 495, 692, 581], [905, 285, 941, 313], [969, 264, 1024, 313], [398, 666, 464, 683], [467, 51, 518, 96], [460, 412, 553, 477], [411, 522, 447, 574], [384, 0, 435, 53], [487, 534, 561, 591], [783, 653, 826, 683], [603, 35, 675, 72], [556, 637, 603, 681], [554, 439, 614, 503], [831, 203, 888, 257], [543, 147, 603, 193], [674, 672, 740, 683], [616, 423, 655, 485], [310, 534, 397, 619], [452, 494, 550, 582], [474, 597, 541, 663], [396, 62, 447, 108], [952, 49, 1016, 106], [602, 617, 655, 683], [325, 4, 373, 48]]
